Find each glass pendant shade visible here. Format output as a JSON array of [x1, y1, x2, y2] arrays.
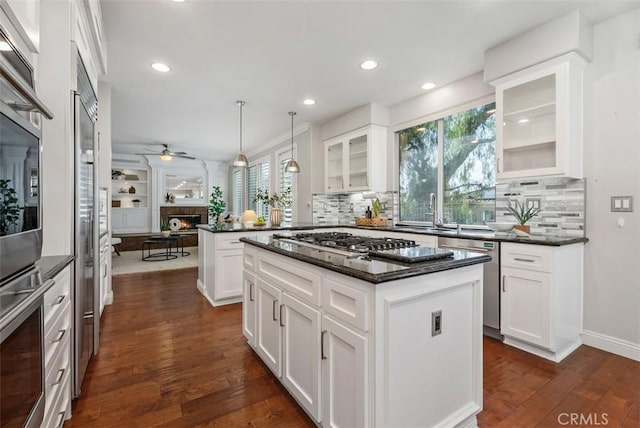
[[285, 159, 300, 173], [287, 111, 300, 173], [233, 100, 248, 167], [232, 153, 248, 167], [160, 154, 172, 161]]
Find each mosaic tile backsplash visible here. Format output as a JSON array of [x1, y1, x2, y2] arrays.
[[312, 192, 399, 225], [496, 177, 585, 237]]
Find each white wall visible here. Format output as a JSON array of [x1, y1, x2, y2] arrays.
[[582, 8, 640, 351]]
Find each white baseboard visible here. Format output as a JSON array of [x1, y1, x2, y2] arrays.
[[105, 291, 114, 305], [581, 330, 640, 362]]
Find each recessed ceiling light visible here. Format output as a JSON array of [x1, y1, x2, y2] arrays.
[[151, 62, 171, 73], [421, 82, 437, 90], [172, 0, 186, 2], [360, 60, 378, 70], [303, 98, 316, 106], [518, 118, 530, 124]]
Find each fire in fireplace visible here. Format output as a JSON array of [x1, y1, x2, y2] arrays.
[[168, 214, 201, 230]]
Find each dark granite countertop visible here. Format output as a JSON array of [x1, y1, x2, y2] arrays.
[[36, 255, 74, 280], [198, 222, 587, 246], [240, 236, 491, 284]]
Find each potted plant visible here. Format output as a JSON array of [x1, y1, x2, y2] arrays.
[[0, 179, 23, 236], [132, 199, 141, 208], [253, 187, 292, 227], [160, 219, 171, 237], [506, 199, 541, 235], [111, 169, 125, 180], [208, 186, 227, 225]]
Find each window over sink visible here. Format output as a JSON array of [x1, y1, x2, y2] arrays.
[[399, 101, 497, 226]]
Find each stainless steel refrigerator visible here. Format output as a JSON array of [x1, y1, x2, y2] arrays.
[[73, 51, 99, 398]]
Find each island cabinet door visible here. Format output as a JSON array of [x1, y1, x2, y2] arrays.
[[281, 293, 321, 421], [256, 279, 282, 377], [242, 271, 257, 348], [501, 267, 552, 349], [214, 249, 244, 301], [321, 316, 368, 428]]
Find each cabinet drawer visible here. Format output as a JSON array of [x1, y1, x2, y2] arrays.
[[216, 235, 245, 249], [45, 332, 70, 412], [501, 243, 551, 272], [44, 266, 71, 330], [42, 366, 71, 428], [258, 253, 321, 306], [244, 246, 256, 271], [322, 276, 370, 332], [44, 301, 71, 366]]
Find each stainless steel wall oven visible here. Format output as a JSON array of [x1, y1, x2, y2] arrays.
[[0, 25, 53, 283]]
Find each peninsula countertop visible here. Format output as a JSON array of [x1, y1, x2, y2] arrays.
[[239, 235, 491, 284], [198, 222, 587, 246]]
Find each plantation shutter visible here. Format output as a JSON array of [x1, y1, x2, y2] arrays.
[[279, 155, 294, 224], [232, 168, 243, 216], [248, 159, 270, 218]]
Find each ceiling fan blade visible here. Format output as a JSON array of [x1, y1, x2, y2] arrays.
[[171, 151, 188, 155], [135, 153, 161, 156], [175, 154, 196, 160], [143, 147, 160, 153]]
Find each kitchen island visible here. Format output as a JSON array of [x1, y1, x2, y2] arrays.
[[240, 234, 491, 428]]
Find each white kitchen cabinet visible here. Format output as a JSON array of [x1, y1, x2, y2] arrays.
[[111, 207, 149, 233], [256, 278, 282, 377], [242, 270, 257, 347], [493, 52, 586, 180], [99, 234, 109, 316], [2, 0, 40, 53], [198, 230, 274, 307], [281, 293, 322, 421], [243, 245, 484, 427], [42, 264, 73, 428], [324, 125, 388, 193], [321, 315, 368, 428], [500, 242, 583, 362]]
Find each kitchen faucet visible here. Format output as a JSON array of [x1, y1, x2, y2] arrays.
[[429, 193, 437, 228]]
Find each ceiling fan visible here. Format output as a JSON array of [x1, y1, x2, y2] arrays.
[[136, 144, 195, 161]]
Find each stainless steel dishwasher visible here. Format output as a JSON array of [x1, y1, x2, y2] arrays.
[[438, 237, 501, 339]]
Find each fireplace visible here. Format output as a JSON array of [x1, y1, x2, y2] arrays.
[[169, 214, 201, 230]]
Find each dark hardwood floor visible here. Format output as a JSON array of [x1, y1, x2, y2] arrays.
[[65, 268, 640, 427]]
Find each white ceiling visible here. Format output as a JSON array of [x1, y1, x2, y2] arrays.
[[102, 0, 638, 162]]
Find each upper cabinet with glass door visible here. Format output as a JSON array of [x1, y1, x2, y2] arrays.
[[324, 125, 388, 194], [494, 53, 586, 180]]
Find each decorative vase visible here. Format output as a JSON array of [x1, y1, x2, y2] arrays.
[[133, 201, 140, 207], [161, 230, 170, 238], [269, 208, 283, 227], [513, 224, 530, 234], [129, 186, 136, 194]]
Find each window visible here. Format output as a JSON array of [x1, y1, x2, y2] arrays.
[[278, 151, 295, 224], [247, 158, 270, 218], [399, 102, 496, 226], [231, 168, 244, 216]]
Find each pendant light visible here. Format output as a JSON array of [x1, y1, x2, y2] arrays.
[[285, 111, 300, 173], [232, 100, 248, 167]]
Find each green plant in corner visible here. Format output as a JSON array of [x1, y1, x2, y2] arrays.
[[0, 179, 24, 236], [506, 199, 541, 225], [208, 186, 226, 223]]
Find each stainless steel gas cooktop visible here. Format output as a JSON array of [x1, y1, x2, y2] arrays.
[[272, 232, 453, 263]]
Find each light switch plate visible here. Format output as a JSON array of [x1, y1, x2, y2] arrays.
[[525, 198, 541, 210], [611, 196, 633, 212]]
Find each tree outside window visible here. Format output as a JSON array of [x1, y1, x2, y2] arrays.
[[399, 102, 496, 226]]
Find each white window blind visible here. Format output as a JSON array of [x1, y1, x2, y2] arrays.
[[279, 154, 294, 224], [231, 168, 244, 216], [248, 159, 270, 218]]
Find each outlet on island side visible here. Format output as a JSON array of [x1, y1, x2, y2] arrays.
[[432, 310, 442, 336]]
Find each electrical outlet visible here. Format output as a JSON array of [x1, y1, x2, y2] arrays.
[[611, 196, 633, 212], [431, 310, 442, 336], [525, 198, 541, 210]]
